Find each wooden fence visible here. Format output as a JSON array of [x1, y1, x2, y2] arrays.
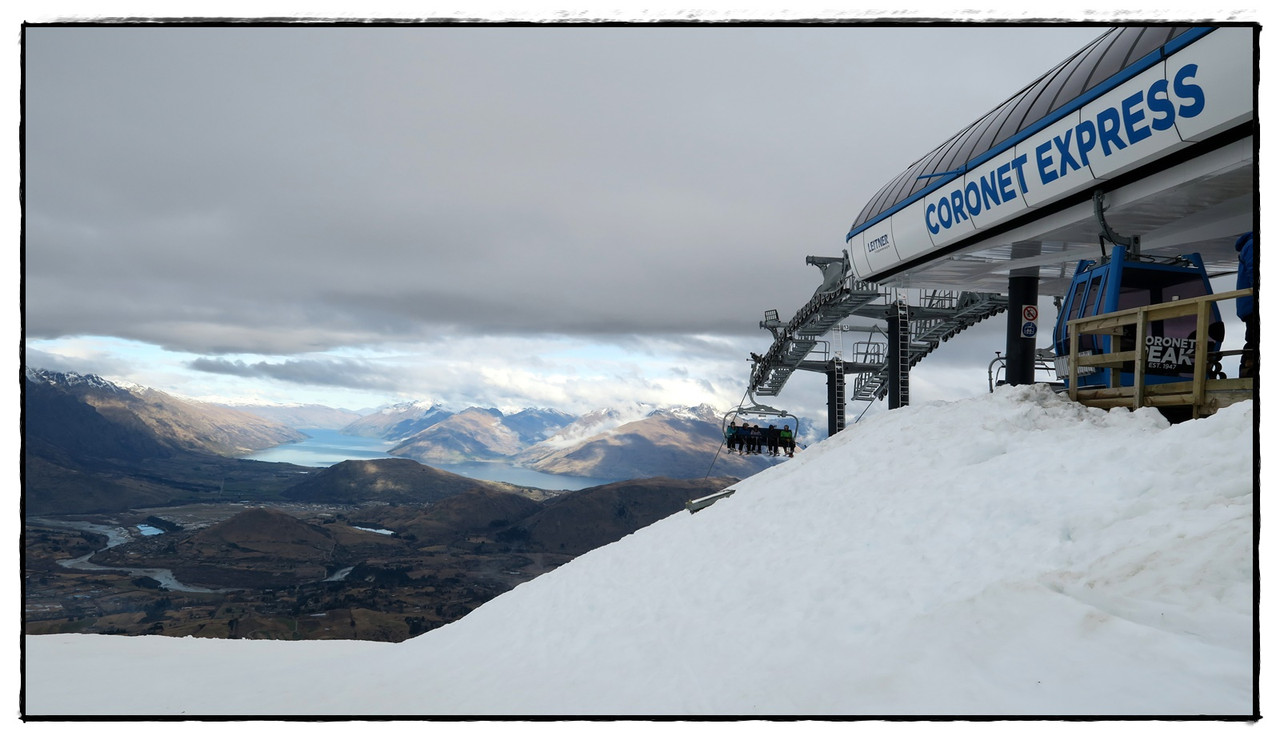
[[1066, 288, 1255, 419]]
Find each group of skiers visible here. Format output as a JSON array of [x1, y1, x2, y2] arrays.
[[725, 421, 795, 457]]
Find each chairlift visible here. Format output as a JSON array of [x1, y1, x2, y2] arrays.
[[721, 394, 802, 459], [722, 400, 800, 438], [988, 348, 1063, 392]]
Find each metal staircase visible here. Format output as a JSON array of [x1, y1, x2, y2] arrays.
[[846, 290, 1008, 402], [750, 277, 883, 397], [749, 256, 1007, 411]]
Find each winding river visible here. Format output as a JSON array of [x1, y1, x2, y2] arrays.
[[31, 518, 230, 593]]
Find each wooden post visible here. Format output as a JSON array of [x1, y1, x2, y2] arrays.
[[1069, 322, 1080, 403], [1133, 307, 1148, 411], [1192, 300, 1211, 419]]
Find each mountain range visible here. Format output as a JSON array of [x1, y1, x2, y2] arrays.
[[24, 369, 314, 515], [339, 400, 455, 440], [25, 368, 305, 459], [23, 367, 803, 513], [334, 400, 795, 480]]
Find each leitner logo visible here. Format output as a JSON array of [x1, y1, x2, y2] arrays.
[[925, 63, 1206, 236], [867, 234, 891, 253]]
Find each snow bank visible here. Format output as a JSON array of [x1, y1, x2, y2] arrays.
[[24, 386, 1255, 717]]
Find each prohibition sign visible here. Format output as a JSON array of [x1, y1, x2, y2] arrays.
[[1022, 305, 1038, 323]]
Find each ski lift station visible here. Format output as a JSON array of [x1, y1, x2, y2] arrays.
[[744, 25, 1256, 436]]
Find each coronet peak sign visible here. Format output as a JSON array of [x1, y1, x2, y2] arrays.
[[1145, 335, 1198, 374]]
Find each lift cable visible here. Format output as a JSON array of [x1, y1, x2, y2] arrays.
[[703, 386, 752, 480]]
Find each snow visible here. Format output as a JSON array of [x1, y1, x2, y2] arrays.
[[530, 405, 646, 449], [24, 367, 120, 391], [22, 386, 1257, 720], [378, 399, 441, 414]]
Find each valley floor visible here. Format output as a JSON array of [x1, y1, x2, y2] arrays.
[[24, 503, 571, 643]]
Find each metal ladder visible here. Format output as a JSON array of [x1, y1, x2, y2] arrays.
[[894, 299, 911, 408], [826, 359, 847, 435]]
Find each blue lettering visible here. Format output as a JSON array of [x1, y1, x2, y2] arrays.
[[1035, 140, 1057, 184], [1097, 107, 1126, 156], [1174, 63, 1205, 118], [922, 63, 1212, 237], [1147, 78, 1175, 131], [1009, 154, 1030, 194], [979, 170, 1000, 209], [950, 190, 967, 223], [1053, 132, 1079, 177], [1122, 90, 1151, 144], [964, 181, 982, 216], [937, 197, 952, 229], [1074, 119, 1097, 167], [997, 162, 1015, 200]]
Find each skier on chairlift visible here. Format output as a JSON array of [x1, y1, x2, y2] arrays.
[[780, 425, 795, 457]]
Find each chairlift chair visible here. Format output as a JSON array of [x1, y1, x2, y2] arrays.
[[988, 348, 1063, 392], [722, 399, 800, 439]]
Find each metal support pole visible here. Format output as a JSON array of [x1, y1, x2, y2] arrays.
[[1005, 273, 1039, 385]]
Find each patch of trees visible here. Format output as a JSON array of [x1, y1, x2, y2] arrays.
[[143, 515, 183, 532], [494, 526, 530, 543]]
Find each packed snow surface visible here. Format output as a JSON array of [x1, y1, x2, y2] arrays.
[[24, 386, 1255, 717]]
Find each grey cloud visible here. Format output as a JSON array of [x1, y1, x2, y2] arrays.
[[24, 24, 1104, 358], [23, 347, 136, 379], [187, 357, 401, 391]]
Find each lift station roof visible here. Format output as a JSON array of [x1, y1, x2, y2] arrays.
[[845, 25, 1255, 297]]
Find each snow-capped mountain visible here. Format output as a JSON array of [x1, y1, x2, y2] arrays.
[[501, 407, 578, 445], [518, 403, 785, 479], [527, 406, 649, 451], [340, 400, 456, 441], [24, 368, 312, 515], [388, 407, 528, 463], [385, 407, 579, 465], [23, 367, 305, 458], [25, 367, 131, 392]]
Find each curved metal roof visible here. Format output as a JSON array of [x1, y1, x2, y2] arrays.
[[847, 25, 1200, 242]]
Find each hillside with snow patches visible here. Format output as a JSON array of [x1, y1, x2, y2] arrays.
[[23, 386, 1255, 717]]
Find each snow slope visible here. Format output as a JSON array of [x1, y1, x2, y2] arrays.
[[23, 386, 1256, 717]]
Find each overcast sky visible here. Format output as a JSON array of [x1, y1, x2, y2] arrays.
[[21, 14, 1171, 418]]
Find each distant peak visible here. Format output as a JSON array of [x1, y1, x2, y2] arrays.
[[646, 404, 719, 422], [379, 399, 443, 414], [24, 367, 125, 392]]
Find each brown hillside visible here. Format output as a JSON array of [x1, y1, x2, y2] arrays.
[[184, 507, 335, 559], [378, 489, 546, 545], [161, 508, 343, 588], [389, 407, 523, 463], [281, 458, 493, 505], [521, 477, 736, 554]]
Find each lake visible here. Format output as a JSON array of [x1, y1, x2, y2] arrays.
[[241, 429, 619, 491]]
